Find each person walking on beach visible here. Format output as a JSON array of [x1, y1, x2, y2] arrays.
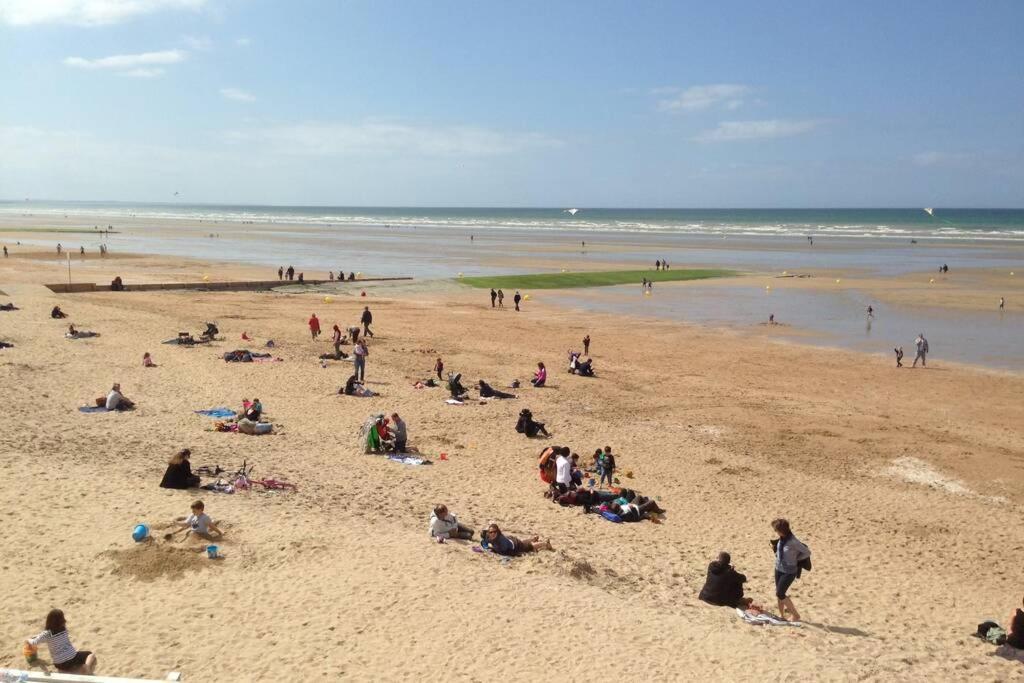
[[771, 518, 810, 623], [308, 313, 321, 340], [3, 246, 7, 257], [490, 289, 497, 308], [56, 243, 62, 255], [583, 335, 590, 355], [497, 289, 505, 308], [866, 305, 874, 318], [278, 267, 283, 281], [434, 356, 444, 381], [894, 346, 904, 367], [514, 291, 522, 311], [286, 265, 295, 281], [655, 259, 661, 271], [353, 339, 368, 381], [1000, 297, 1005, 310], [913, 333, 929, 367], [361, 306, 374, 337]]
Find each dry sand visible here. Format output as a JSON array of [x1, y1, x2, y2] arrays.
[[1, 255, 1024, 681]]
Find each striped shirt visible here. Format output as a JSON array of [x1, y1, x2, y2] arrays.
[[29, 629, 78, 665]]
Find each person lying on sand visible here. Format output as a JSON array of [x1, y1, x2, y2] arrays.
[[607, 499, 664, 522], [160, 448, 200, 489], [550, 486, 618, 508], [480, 524, 552, 556], [66, 324, 99, 339], [478, 379, 515, 399], [166, 500, 222, 542], [429, 504, 474, 541], [105, 383, 134, 411], [698, 552, 755, 609], [25, 609, 97, 675], [0, 302, 18, 311]]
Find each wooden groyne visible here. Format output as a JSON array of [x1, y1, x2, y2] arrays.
[[45, 277, 412, 294]]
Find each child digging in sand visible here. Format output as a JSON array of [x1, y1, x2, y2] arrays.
[[166, 500, 223, 542], [25, 609, 97, 674]]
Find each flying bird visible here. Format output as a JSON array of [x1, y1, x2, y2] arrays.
[[923, 207, 934, 216], [564, 208, 579, 215]]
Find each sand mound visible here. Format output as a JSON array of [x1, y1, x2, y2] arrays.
[[102, 542, 221, 581]]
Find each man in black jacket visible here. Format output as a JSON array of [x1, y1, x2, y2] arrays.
[[361, 306, 374, 337], [698, 552, 753, 608]]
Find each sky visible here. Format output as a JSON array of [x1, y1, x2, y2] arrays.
[[1, 0, 1022, 207]]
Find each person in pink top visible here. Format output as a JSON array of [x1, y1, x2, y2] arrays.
[[308, 313, 321, 339], [531, 361, 547, 387]]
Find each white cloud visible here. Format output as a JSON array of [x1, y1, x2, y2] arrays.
[[225, 121, 564, 157], [0, 0, 206, 26], [63, 49, 187, 70], [694, 119, 822, 142], [220, 87, 256, 103], [911, 151, 973, 167], [234, 37, 252, 47], [182, 35, 212, 51], [123, 68, 165, 78], [657, 84, 751, 112]]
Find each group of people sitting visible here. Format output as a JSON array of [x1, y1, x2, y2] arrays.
[[429, 504, 553, 556], [362, 412, 408, 453], [567, 351, 594, 376]]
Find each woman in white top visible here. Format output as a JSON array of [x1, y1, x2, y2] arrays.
[[26, 609, 97, 674]]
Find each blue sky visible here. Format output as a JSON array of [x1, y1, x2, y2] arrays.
[[1, 0, 1022, 207]]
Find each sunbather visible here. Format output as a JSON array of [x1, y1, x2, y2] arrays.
[[481, 523, 552, 556], [167, 500, 222, 542], [160, 448, 200, 489], [105, 383, 134, 411], [479, 379, 515, 399], [429, 504, 474, 541], [25, 609, 97, 674], [698, 552, 754, 609], [0, 302, 17, 311], [608, 499, 664, 522], [552, 486, 618, 508]]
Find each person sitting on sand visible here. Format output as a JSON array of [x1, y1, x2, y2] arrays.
[[554, 448, 574, 493], [343, 374, 376, 397], [142, 352, 156, 367], [364, 416, 391, 453], [537, 446, 562, 484], [516, 408, 549, 437], [479, 379, 516, 399], [25, 609, 97, 675], [531, 361, 547, 387], [1007, 596, 1024, 649], [244, 397, 263, 422], [480, 523, 552, 556], [390, 412, 407, 452], [447, 372, 468, 400], [698, 552, 754, 609], [429, 504, 474, 541], [160, 448, 200, 489], [105, 383, 134, 411], [168, 500, 222, 542]]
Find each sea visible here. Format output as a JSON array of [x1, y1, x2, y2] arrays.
[[2, 202, 1022, 370]]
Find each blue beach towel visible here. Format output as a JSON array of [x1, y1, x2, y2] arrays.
[[600, 510, 623, 523], [195, 408, 237, 418], [79, 406, 109, 413]]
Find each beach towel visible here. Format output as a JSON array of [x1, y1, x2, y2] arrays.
[[445, 399, 464, 405], [195, 407, 237, 419], [600, 510, 623, 523], [735, 608, 802, 627], [251, 356, 283, 363], [385, 455, 432, 466], [66, 331, 99, 339], [78, 405, 109, 413]]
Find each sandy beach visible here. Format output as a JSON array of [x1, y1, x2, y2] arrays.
[[2, 248, 1023, 681]]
